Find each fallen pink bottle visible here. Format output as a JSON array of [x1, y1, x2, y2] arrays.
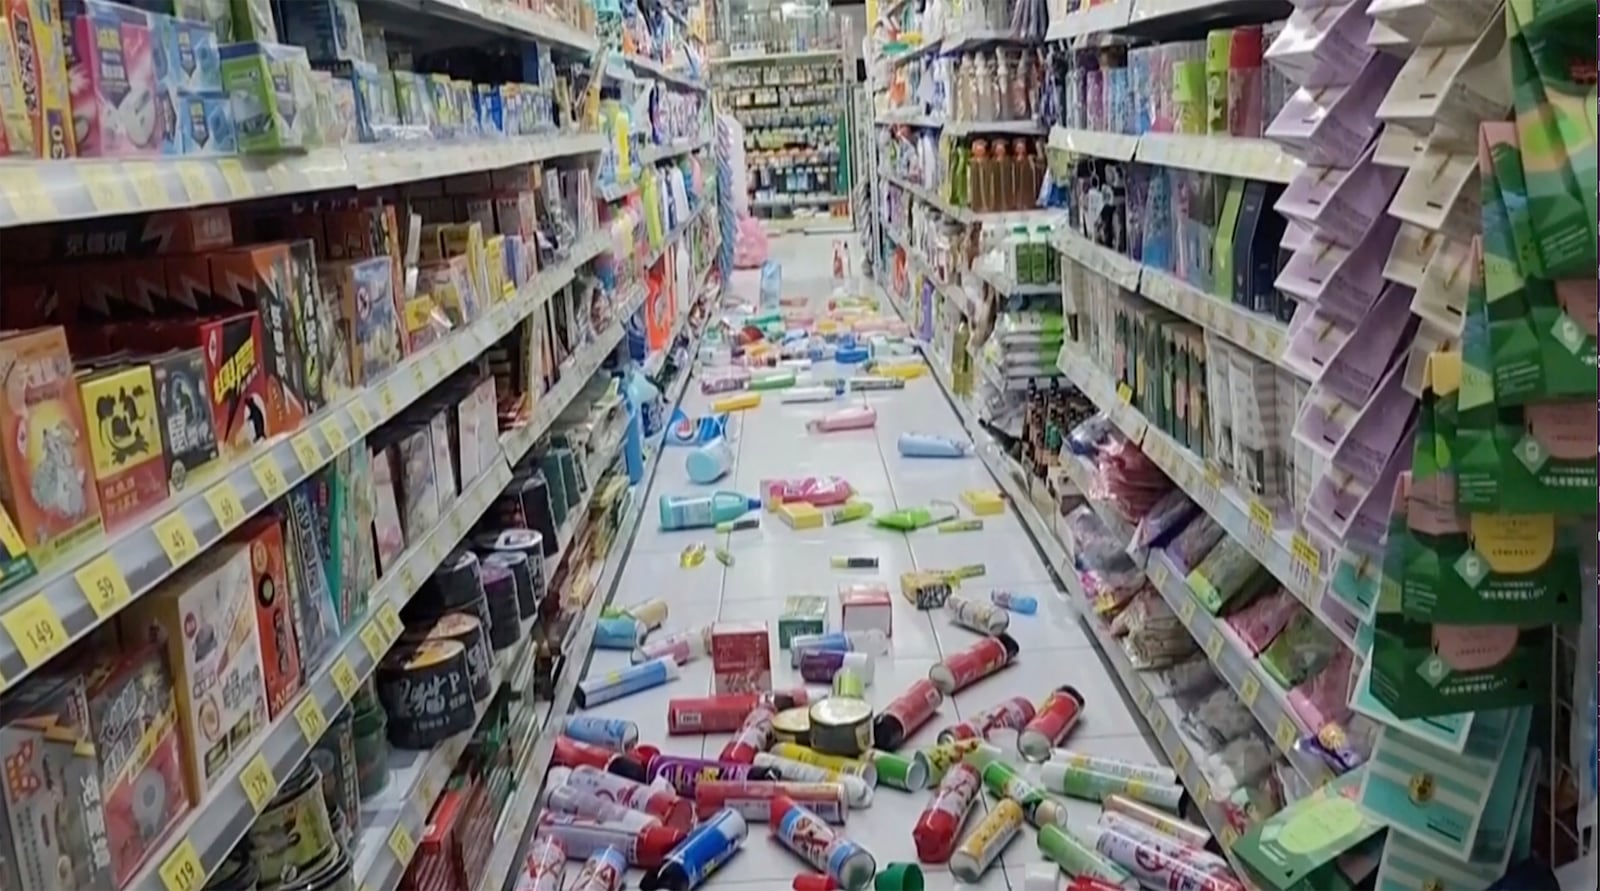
[[763, 476, 854, 509], [807, 405, 877, 433]]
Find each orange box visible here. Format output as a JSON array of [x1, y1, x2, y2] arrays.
[[232, 516, 302, 718]]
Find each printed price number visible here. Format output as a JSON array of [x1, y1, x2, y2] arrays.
[[205, 482, 245, 531], [1247, 500, 1273, 541], [379, 383, 399, 415], [1176, 596, 1197, 624], [217, 159, 252, 196], [154, 513, 201, 565], [253, 458, 288, 499], [1148, 709, 1168, 735], [294, 696, 328, 743], [0, 169, 56, 222], [1290, 532, 1321, 580], [76, 554, 132, 618], [348, 401, 376, 432], [159, 840, 206, 891], [360, 622, 389, 660], [330, 657, 360, 700], [1239, 674, 1261, 707], [3, 598, 68, 667], [291, 434, 323, 473], [1171, 746, 1190, 772], [81, 165, 132, 212], [377, 604, 404, 639], [1194, 778, 1211, 803], [239, 754, 276, 812], [126, 163, 169, 206], [389, 825, 417, 863], [177, 162, 216, 202], [1115, 382, 1133, 404]]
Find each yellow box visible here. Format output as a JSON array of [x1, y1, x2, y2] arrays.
[[879, 363, 927, 380], [7, 0, 73, 158], [712, 393, 760, 412], [778, 502, 822, 529], [961, 489, 1005, 516]]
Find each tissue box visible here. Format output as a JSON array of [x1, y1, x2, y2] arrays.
[[839, 582, 892, 636], [219, 41, 312, 153], [280, 0, 364, 64], [777, 596, 826, 648], [710, 621, 770, 694]]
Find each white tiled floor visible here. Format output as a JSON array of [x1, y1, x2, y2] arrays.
[[565, 234, 1162, 890]]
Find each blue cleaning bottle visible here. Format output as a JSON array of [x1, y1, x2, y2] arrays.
[[621, 392, 645, 483], [658, 491, 761, 530], [685, 438, 734, 484], [897, 433, 973, 458]]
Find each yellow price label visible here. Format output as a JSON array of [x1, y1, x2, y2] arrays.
[[330, 657, 360, 700], [252, 457, 288, 499], [1148, 561, 1170, 590], [81, 165, 131, 212], [1134, 685, 1152, 711], [1239, 674, 1261, 707], [1275, 716, 1298, 750], [154, 513, 201, 566], [239, 754, 276, 813], [1195, 779, 1211, 802], [448, 342, 464, 365], [1176, 597, 1197, 624], [399, 565, 418, 593], [217, 159, 252, 196], [360, 622, 388, 660], [1204, 630, 1225, 660], [291, 434, 323, 473], [204, 482, 245, 532], [1171, 746, 1190, 772], [1149, 709, 1168, 734], [389, 825, 417, 864], [159, 839, 206, 891], [1115, 382, 1133, 404], [0, 169, 56, 222], [294, 696, 328, 742], [126, 163, 168, 207], [348, 401, 375, 432], [410, 364, 427, 390], [379, 384, 399, 415], [2, 598, 68, 667], [1290, 533, 1321, 577], [377, 604, 404, 639], [1248, 500, 1273, 535], [177, 162, 216, 202], [76, 554, 132, 619], [320, 419, 349, 453]]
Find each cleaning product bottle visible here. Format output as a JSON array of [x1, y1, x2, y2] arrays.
[[622, 386, 646, 483], [898, 433, 972, 458], [659, 491, 762, 530], [805, 405, 877, 433], [951, 319, 973, 397], [685, 438, 734, 484]]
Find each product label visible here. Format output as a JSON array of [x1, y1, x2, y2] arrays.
[[930, 763, 981, 820], [958, 800, 1023, 862], [536, 814, 639, 864], [776, 807, 838, 871]]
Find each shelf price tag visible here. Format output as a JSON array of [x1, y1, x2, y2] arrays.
[[81, 166, 131, 212], [360, 622, 389, 660], [177, 163, 216, 202], [217, 159, 252, 196], [126, 164, 169, 207], [1176, 596, 1197, 625], [1290, 532, 1321, 585], [239, 754, 276, 813], [291, 434, 323, 473], [377, 603, 404, 640], [1148, 709, 1168, 735], [1239, 674, 1261, 707], [154, 514, 201, 566], [252, 458, 288, 499], [1195, 778, 1211, 803], [378, 383, 399, 415], [330, 657, 360, 701], [0, 169, 56, 222], [348, 401, 375, 433], [1247, 500, 1273, 544], [1171, 746, 1190, 772], [1115, 382, 1133, 404], [389, 825, 417, 864], [1221, 826, 1240, 849], [205, 482, 245, 532], [320, 420, 349, 453], [3, 598, 68, 667], [1204, 630, 1225, 660], [1134, 684, 1152, 712], [76, 554, 132, 619], [1274, 716, 1299, 751], [294, 696, 328, 743], [159, 840, 206, 891], [1147, 560, 1170, 590]]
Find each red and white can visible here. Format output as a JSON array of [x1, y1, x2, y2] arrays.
[[563, 765, 693, 830], [871, 678, 943, 750], [1019, 686, 1085, 761], [719, 704, 778, 763], [927, 634, 1018, 695], [694, 780, 849, 824], [938, 696, 1036, 744], [668, 689, 810, 735], [912, 761, 981, 863]]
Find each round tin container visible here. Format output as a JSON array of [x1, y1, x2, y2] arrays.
[[309, 707, 360, 834], [263, 843, 354, 891], [482, 550, 537, 619], [412, 550, 484, 617], [405, 612, 493, 701], [203, 845, 257, 891], [480, 562, 521, 651], [772, 706, 812, 745], [376, 639, 475, 748], [808, 698, 875, 757], [250, 762, 336, 886]]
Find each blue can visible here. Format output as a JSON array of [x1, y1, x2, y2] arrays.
[[562, 715, 640, 752], [595, 616, 645, 650], [576, 656, 678, 709], [641, 808, 749, 890]]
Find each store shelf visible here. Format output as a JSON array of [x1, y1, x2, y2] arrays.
[[1048, 126, 1140, 162], [877, 111, 946, 128], [711, 49, 844, 64], [1047, 126, 1300, 183], [0, 133, 606, 230], [599, 179, 640, 202], [640, 134, 712, 163], [0, 227, 611, 699], [889, 37, 944, 66], [751, 195, 849, 208], [1054, 228, 1143, 291], [940, 27, 1035, 52], [885, 226, 971, 315], [1139, 267, 1289, 364], [644, 201, 714, 268], [946, 119, 1048, 136], [1046, 0, 1135, 40], [969, 263, 1061, 297], [625, 53, 708, 91], [367, 0, 598, 54], [883, 171, 1058, 226], [760, 217, 854, 233]]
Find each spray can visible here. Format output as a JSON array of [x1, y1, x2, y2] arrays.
[[768, 743, 878, 785], [862, 749, 930, 791], [519, 835, 568, 891], [782, 385, 842, 404], [639, 808, 749, 891], [938, 696, 1036, 744], [928, 634, 1019, 694], [770, 796, 878, 891], [912, 761, 980, 863], [945, 594, 1009, 635], [751, 754, 874, 808], [1046, 750, 1178, 784], [562, 716, 640, 752], [1041, 761, 1186, 809], [648, 756, 780, 798], [554, 736, 650, 782], [667, 689, 810, 734], [798, 650, 875, 685], [920, 739, 981, 784], [634, 626, 713, 664], [871, 678, 944, 750], [595, 615, 645, 649], [990, 590, 1038, 614], [1019, 686, 1085, 761], [577, 656, 680, 708], [569, 845, 629, 891], [826, 500, 873, 523], [961, 742, 1008, 773], [1100, 814, 1233, 871], [563, 765, 694, 831], [548, 783, 662, 832], [1102, 794, 1212, 848], [789, 630, 889, 667], [1036, 824, 1136, 888], [534, 814, 686, 869], [980, 761, 1066, 828], [1081, 821, 1243, 891], [719, 704, 778, 763], [949, 798, 1024, 882], [694, 780, 849, 824]]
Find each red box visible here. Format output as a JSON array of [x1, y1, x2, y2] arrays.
[[710, 621, 772, 695], [839, 582, 893, 637], [231, 518, 302, 719], [210, 243, 307, 432], [404, 788, 465, 891]]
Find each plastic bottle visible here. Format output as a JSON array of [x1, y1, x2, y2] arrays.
[[990, 590, 1038, 614], [633, 625, 713, 665], [896, 433, 972, 458], [912, 762, 980, 862], [563, 764, 694, 830], [658, 491, 761, 530], [685, 438, 734, 484]]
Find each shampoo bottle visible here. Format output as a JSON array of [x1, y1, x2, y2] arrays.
[[659, 491, 762, 530], [806, 405, 877, 433], [898, 433, 972, 458]]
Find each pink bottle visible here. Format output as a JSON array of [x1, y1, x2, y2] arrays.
[[763, 476, 854, 509], [806, 405, 877, 433]]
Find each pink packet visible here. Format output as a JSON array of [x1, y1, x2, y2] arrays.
[[762, 476, 853, 509], [1225, 586, 1301, 656], [1286, 646, 1353, 733]]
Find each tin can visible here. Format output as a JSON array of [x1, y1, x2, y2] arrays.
[[806, 698, 875, 757], [564, 764, 693, 830], [872, 678, 943, 750], [1018, 686, 1084, 761], [928, 634, 1018, 694], [862, 748, 929, 791], [920, 739, 981, 784], [719, 705, 778, 763], [1036, 824, 1135, 888], [694, 780, 849, 824], [639, 809, 747, 891], [519, 835, 568, 891], [938, 696, 1036, 743], [667, 690, 809, 734], [751, 753, 875, 808], [769, 743, 877, 784], [563, 715, 640, 752], [949, 799, 1024, 882], [771, 796, 878, 891], [912, 761, 979, 863], [570, 845, 629, 891], [945, 594, 1009, 635]]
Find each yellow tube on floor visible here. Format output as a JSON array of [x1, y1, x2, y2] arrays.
[[713, 393, 761, 412]]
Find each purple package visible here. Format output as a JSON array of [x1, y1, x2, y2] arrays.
[[1305, 424, 1413, 547], [1316, 283, 1417, 406], [1263, 2, 1375, 89], [1224, 586, 1300, 656], [1274, 216, 1400, 326], [1274, 144, 1406, 249], [1266, 54, 1401, 167], [1286, 646, 1354, 733], [646, 756, 775, 798]]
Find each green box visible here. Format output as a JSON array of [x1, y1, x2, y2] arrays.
[[777, 596, 827, 648], [220, 42, 313, 153]]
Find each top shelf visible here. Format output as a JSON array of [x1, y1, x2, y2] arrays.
[[1047, 0, 1293, 41]]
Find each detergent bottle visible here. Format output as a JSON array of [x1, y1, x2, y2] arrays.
[[685, 438, 735, 484], [659, 491, 762, 530]]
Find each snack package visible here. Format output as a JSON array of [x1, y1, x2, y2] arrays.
[[1223, 586, 1300, 656], [1257, 611, 1338, 689]]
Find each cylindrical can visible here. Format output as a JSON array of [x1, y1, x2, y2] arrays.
[[564, 765, 694, 830], [961, 742, 1007, 773], [548, 784, 661, 832], [1019, 687, 1085, 761], [799, 650, 874, 685], [576, 657, 680, 709], [990, 590, 1038, 614], [1022, 862, 1063, 891], [872, 679, 943, 750], [553, 736, 648, 782], [719, 705, 777, 763], [250, 763, 336, 885], [1040, 762, 1186, 810], [790, 630, 888, 667], [770, 796, 878, 891], [920, 739, 981, 784], [534, 814, 685, 869], [520, 835, 568, 891], [639, 809, 747, 891], [627, 598, 670, 631], [938, 696, 1036, 744], [563, 716, 640, 752], [1102, 794, 1212, 848], [1099, 814, 1232, 872], [1081, 822, 1243, 891], [647, 756, 779, 798], [949, 799, 1023, 882], [694, 780, 849, 824], [769, 743, 877, 785], [912, 761, 980, 863], [806, 699, 875, 757], [862, 749, 929, 791], [980, 761, 1065, 828], [595, 615, 645, 650], [831, 668, 867, 699], [1037, 824, 1135, 889], [1046, 750, 1178, 784], [667, 690, 809, 734], [928, 634, 1019, 694], [945, 594, 1009, 635], [633, 625, 712, 665], [772, 706, 811, 745], [751, 754, 874, 808], [569, 845, 629, 891]]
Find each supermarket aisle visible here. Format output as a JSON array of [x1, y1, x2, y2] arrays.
[[573, 234, 1159, 890]]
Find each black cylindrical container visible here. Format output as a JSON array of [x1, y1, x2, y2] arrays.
[[376, 640, 476, 749], [482, 550, 537, 619], [480, 563, 521, 651], [309, 707, 361, 837], [477, 528, 547, 604], [203, 844, 257, 891], [409, 550, 484, 618], [405, 612, 493, 701]]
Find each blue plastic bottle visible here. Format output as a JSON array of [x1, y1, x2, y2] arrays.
[[897, 433, 972, 458], [621, 389, 646, 483], [658, 491, 761, 530], [685, 439, 734, 484]]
